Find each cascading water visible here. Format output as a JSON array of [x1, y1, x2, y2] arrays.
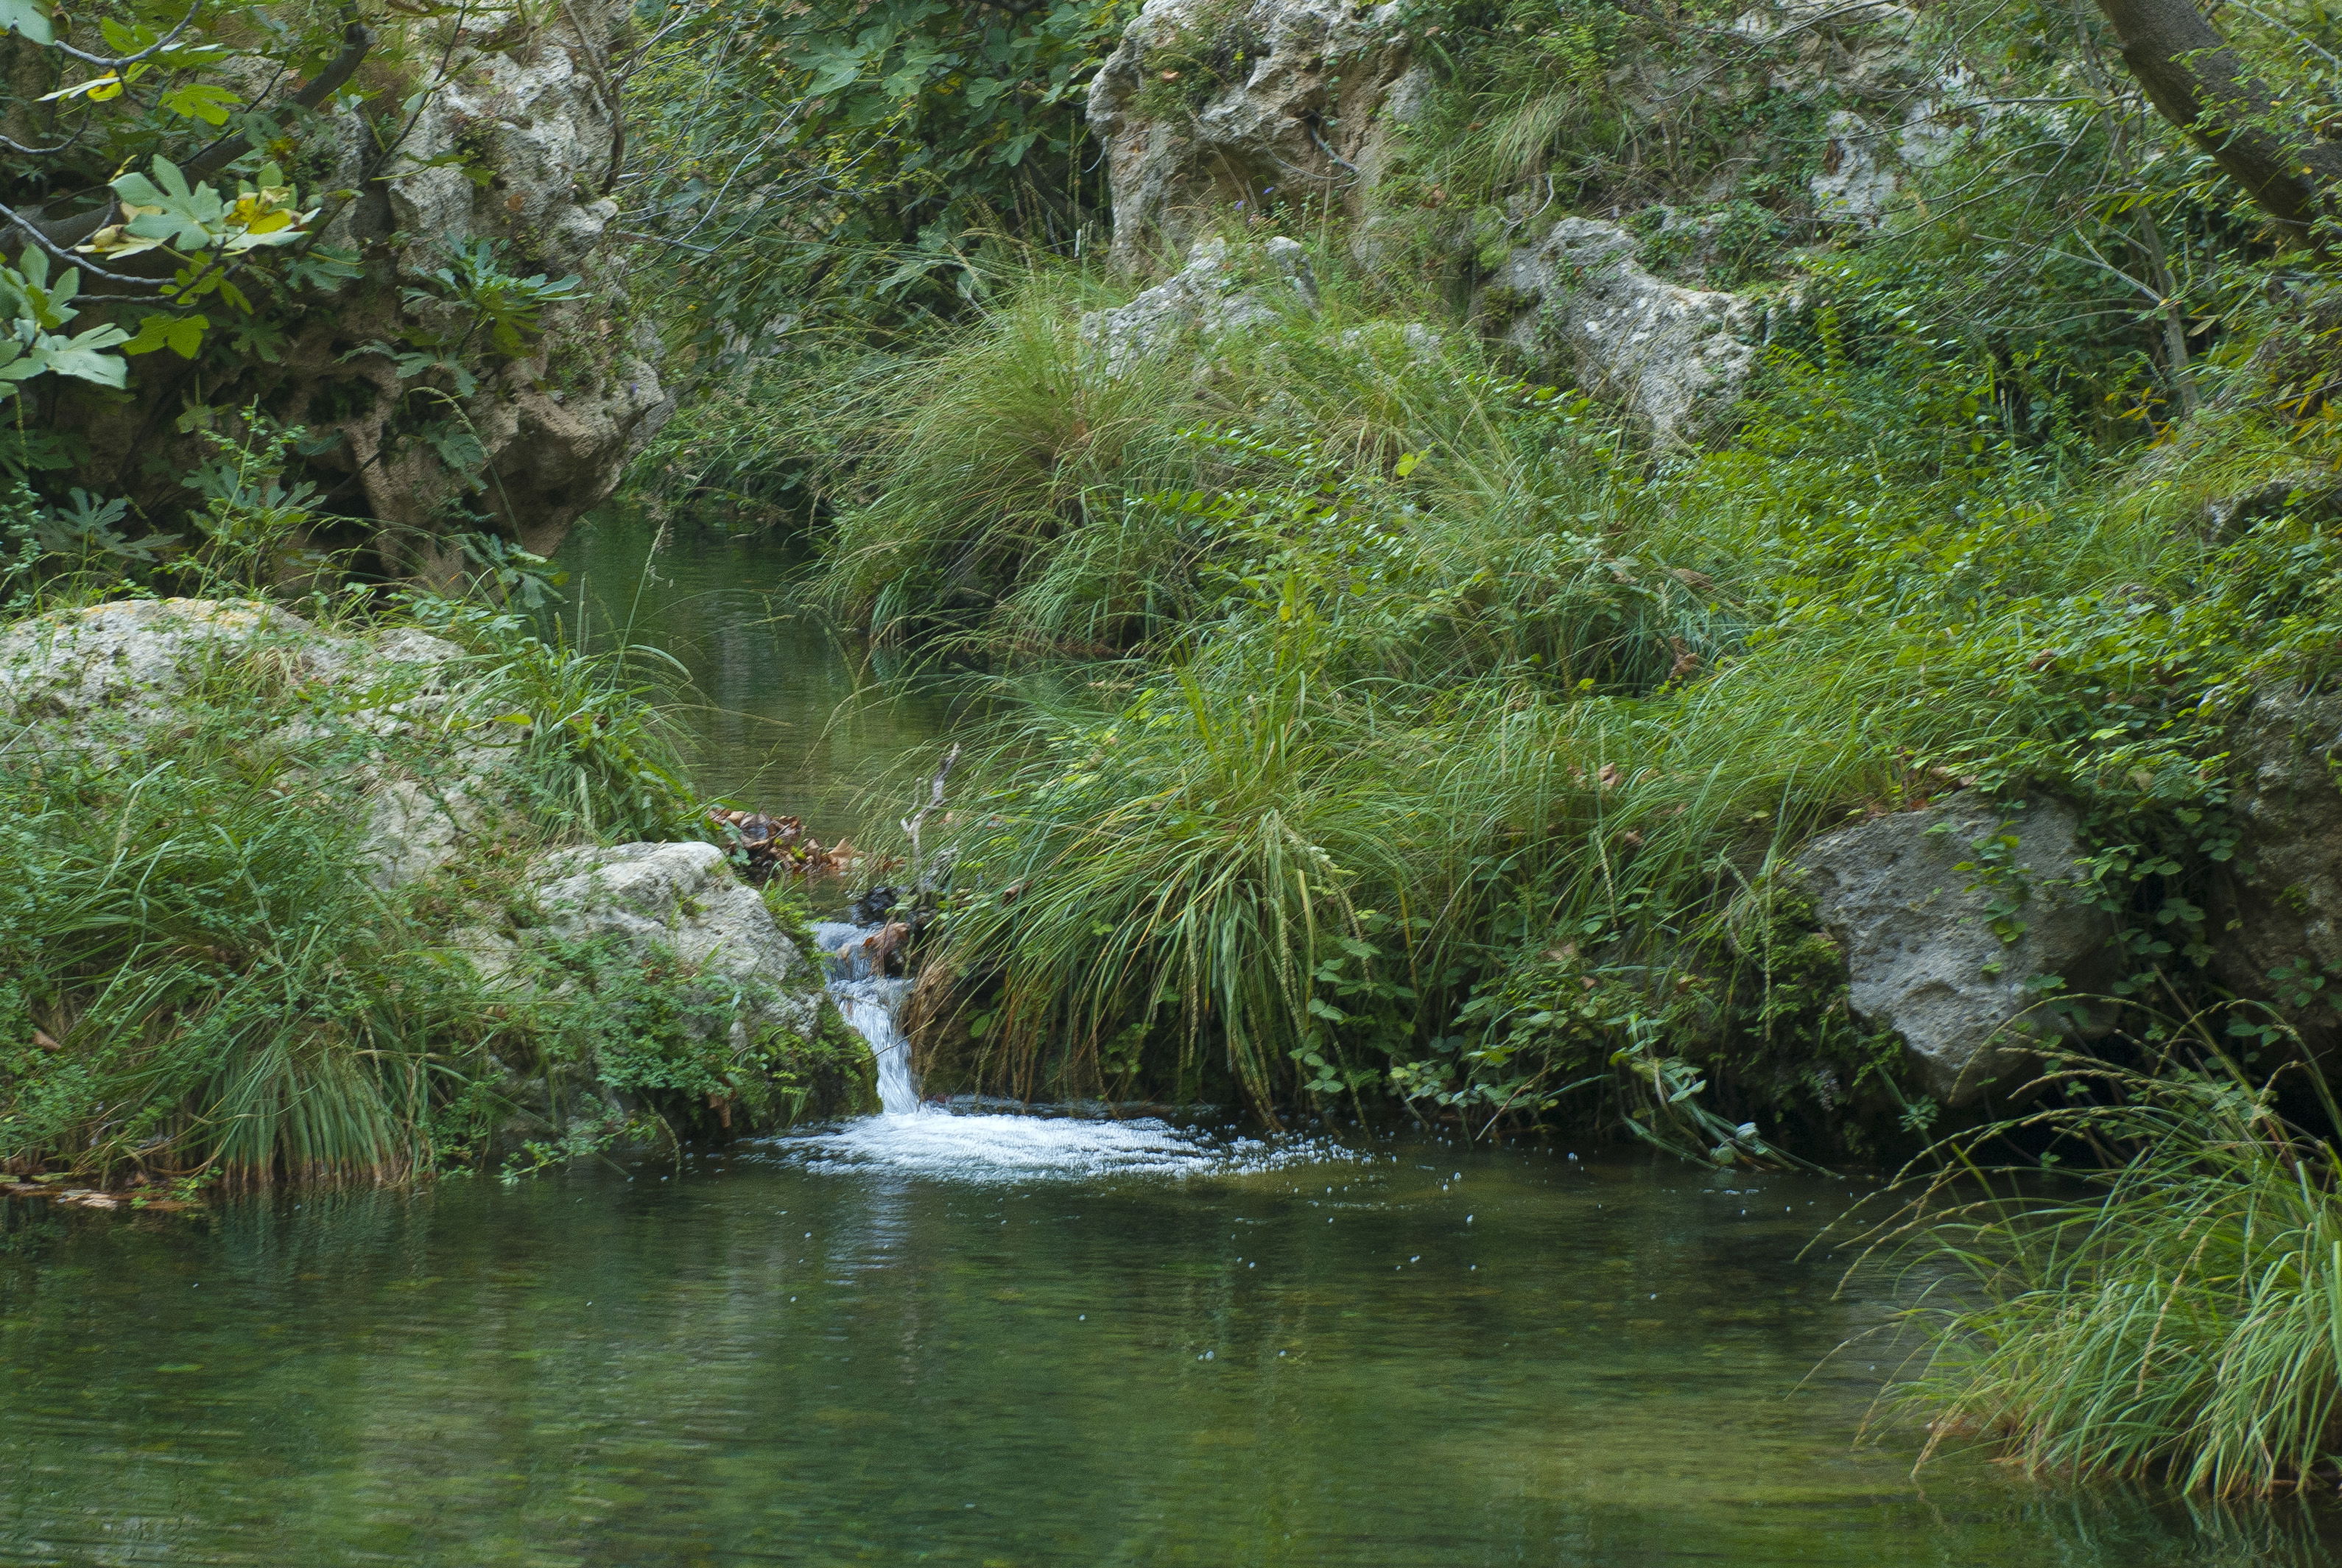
[[785, 915, 1354, 1183], [812, 920, 921, 1115]]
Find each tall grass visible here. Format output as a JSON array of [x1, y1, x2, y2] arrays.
[[1882, 1054, 2342, 1496], [841, 233, 2342, 1146], [807, 258, 1656, 661], [0, 595, 787, 1185]]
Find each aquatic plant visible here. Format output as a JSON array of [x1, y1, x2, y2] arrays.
[[1882, 1052, 2342, 1497]]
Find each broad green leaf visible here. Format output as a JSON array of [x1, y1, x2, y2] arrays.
[[38, 324, 132, 387], [805, 48, 868, 97], [121, 312, 210, 359], [0, 0, 52, 45]]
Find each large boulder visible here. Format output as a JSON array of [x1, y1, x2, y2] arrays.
[[1796, 798, 2114, 1104], [2206, 688, 2342, 1052], [532, 841, 818, 1037], [1079, 235, 1321, 374], [464, 841, 849, 1145], [0, 597, 504, 887], [1484, 218, 1765, 446], [1088, 0, 1419, 273], [56, 0, 671, 584]]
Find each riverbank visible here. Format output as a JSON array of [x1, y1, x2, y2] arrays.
[[0, 590, 869, 1189]]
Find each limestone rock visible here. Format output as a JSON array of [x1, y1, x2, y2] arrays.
[[1079, 236, 1320, 374], [0, 597, 460, 736], [58, 0, 671, 583], [1486, 218, 1762, 446], [1796, 798, 2113, 1104], [532, 841, 820, 1036], [2207, 688, 2342, 1053], [1088, 0, 1418, 272], [0, 597, 502, 887], [1720, 1, 1958, 226]]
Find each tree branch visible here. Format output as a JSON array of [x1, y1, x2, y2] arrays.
[[2092, 0, 2342, 244], [180, 15, 373, 184]]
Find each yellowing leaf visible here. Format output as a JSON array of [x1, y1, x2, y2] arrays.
[[161, 82, 241, 126]]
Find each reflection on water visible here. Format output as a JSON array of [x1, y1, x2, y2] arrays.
[[2, 1144, 2334, 1567], [541, 512, 961, 831]]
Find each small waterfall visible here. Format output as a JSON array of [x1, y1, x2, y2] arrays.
[[812, 921, 921, 1115], [789, 918, 1354, 1183]]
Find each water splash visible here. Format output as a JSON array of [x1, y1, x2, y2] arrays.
[[799, 919, 1354, 1183], [779, 1109, 1354, 1185], [813, 920, 921, 1115]]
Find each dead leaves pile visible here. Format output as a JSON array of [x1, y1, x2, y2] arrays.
[[709, 809, 897, 885]]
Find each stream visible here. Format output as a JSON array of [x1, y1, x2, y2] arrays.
[[1, 521, 2338, 1565]]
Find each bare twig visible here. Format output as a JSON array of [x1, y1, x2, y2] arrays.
[[901, 742, 963, 885]]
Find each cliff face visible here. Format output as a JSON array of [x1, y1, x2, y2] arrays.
[[1087, 0, 1423, 273], [1083, 0, 1963, 446]]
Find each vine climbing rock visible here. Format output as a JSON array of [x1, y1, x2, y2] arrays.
[[1795, 798, 2116, 1105], [1482, 219, 1765, 448], [2206, 688, 2342, 1055], [1088, 0, 1422, 274]]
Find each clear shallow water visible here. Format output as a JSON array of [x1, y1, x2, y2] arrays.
[[3, 1142, 2335, 1567], [541, 513, 960, 822]]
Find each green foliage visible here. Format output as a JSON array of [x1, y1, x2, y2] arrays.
[[525, 933, 865, 1139], [1125, 0, 1267, 119], [378, 239, 586, 394], [806, 195, 2342, 1155], [0, 246, 132, 395], [0, 585, 831, 1185], [1879, 1053, 2342, 1496], [623, 0, 1133, 355]]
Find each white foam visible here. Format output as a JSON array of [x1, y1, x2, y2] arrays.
[[770, 1110, 1355, 1185], [799, 915, 1352, 1183]]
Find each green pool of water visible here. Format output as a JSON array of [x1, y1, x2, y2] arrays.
[[541, 513, 960, 827], [1, 1139, 2330, 1567], [3, 517, 2321, 1564]]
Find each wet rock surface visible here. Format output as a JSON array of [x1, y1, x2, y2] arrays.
[[1796, 798, 2113, 1104]]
